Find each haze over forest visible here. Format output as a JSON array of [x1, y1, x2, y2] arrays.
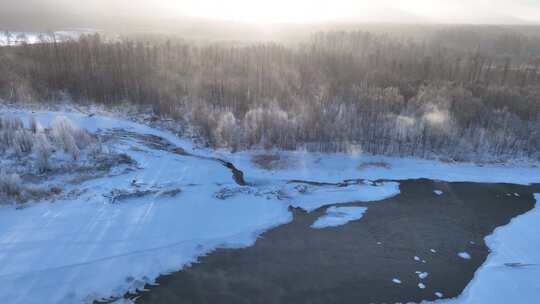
[[2, 0, 540, 33], [1, 0, 540, 162]]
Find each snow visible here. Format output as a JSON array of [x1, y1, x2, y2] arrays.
[[0, 192, 291, 303], [311, 206, 368, 229], [414, 256, 421, 261], [230, 149, 540, 186], [4, 108, 540, 187], [418, 283, 427, 289], [393, 278, 402, 284], [458, 252, 472, 260], [435, 292, 444, 298], [437, 194, 540, 304], [430, 249, 437, 253], [434, 190, 444, 195]]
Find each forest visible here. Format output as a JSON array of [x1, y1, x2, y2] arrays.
[[1, 26, 540, 162]]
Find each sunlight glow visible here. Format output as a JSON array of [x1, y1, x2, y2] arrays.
[[5, 0, 540, 25], [182, 0, 356, 23], [163, 0, 540, 24]]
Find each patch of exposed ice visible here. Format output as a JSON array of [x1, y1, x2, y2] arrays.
[[311, 206, 368, 229], [284, 181, 400, 212], [458, 252, 472, 260], [418, 272, 429, 279]]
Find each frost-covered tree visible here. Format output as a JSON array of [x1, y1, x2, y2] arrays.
[[0, 171, 22, 202], [33, 133, 52, 172], [1, 28, 540, 161]]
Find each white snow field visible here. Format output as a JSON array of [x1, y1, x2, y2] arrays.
[[0, 109, 539, 304], [311, 206, 368, 229]]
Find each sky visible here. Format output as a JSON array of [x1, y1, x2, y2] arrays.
[[2, 0, 540, 25]]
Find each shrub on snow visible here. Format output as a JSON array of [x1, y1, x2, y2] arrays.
[[0, 171, 22, 200], [0, 116, 23, 131], [0, 170, 57, 204], [51, 116, 95, 160], [29, 116, 43, 134], [0, 114, 124, 204], [13, 130, 34, 156], [1, 114, 104, 170], [0, 116, 25, 154], [33, 133, 53, 172]]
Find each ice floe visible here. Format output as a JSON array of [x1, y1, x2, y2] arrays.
[[311, 206, 368, 229]]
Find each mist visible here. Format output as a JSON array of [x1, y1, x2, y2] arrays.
[[1, 0, 540, 32]]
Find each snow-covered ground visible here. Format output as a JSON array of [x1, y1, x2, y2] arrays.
[[0, 108, 539, 304], [229, 150, 540, 185]]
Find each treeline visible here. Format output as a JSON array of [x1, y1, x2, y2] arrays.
[[1, 28, 540, 161]]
